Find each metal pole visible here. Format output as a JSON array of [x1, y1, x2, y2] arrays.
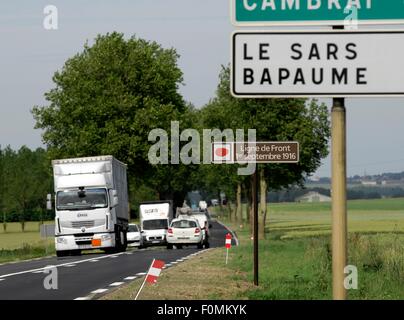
[[331, 97, 347, 300], [252, 163, 259, 286]]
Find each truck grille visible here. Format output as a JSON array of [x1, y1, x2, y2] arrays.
[[71, 221, 95, 228]]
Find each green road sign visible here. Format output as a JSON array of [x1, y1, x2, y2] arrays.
[[232, 0, 404, 26]]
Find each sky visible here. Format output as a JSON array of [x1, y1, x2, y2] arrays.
[[0, 0, 404, 177]]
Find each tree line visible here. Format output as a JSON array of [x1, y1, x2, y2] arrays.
[[2, 32, 331, 238], [0, 146, 53, 231]]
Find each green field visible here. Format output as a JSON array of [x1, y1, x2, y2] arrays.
[[266, 198, 404, 238], [0, 222, 55, 250]]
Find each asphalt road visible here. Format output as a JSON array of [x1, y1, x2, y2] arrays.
[[0, 220, 236, 300]]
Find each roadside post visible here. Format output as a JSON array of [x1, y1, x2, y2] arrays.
[[135, 259, 165, 300], [225, 233, 232, 265], [213, 141, 299, 286], [230, 0, 404, 299], [252, 162, 258, 285]]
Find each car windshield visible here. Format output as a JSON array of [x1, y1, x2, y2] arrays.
[[171, 220, 197, 228], [128, 225, 139, 232], [143, 219, 168, 230], [57, 188, 108, 210]]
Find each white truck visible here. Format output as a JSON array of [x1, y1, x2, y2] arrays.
[[51, 156, 129, 257], [139, 201, 173, 247]]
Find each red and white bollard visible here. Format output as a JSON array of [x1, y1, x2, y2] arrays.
[[225, 233, 232, 265]]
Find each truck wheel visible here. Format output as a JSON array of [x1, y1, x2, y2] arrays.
[[70, 250, 81, 256], [56, 251, 67, 257], [167, 244, 173, 250], [121, 231, 127, 252]]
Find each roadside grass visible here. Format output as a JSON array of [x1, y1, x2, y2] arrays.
[[224, 224, 403, 300], [0, 241, 55, 264], [0, 221, 55, 263], [101, 248, 255, 300]]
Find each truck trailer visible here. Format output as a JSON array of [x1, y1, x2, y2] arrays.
[[51, 156, 129, 257]]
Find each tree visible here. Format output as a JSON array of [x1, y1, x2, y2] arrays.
[[32, 32, 194, 208]]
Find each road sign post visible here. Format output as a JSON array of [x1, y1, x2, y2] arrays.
[[252, 163, 259, 286], [331, 97, 347, 300], [331, 24, 348, 301]]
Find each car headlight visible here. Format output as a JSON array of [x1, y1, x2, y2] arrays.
[[101, 234, 112, 241], [56, 237, 67, 244]]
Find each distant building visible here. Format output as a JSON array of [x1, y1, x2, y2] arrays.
[[295, 191, 331, 203], [361, 180, 377, 186]]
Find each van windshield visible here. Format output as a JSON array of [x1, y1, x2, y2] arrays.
[[57, 188, 108, 210], [143, 219, 168, 230]]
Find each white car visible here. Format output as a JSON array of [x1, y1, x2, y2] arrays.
[[167, 217, 204, 249], [127, 224, 143, 248], [179, 212, 211, 248]]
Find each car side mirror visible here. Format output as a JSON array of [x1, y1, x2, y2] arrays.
[[110, 190, 119, 208], [46, 194, 52, 210]]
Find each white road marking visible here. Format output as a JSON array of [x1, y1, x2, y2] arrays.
[[0, 252, 127, 279], [32, 271, 43, 274], [176, 259, 184, 262], [90, 260, 99, 263], [136, 272, 146, 276], [109, 256, 118, 258], [165, 264, 172, 267], [109, 282, 124, 287], [91, 289, 108, 294], [64, 264, 76, 267], [0, 279, 4, 281], [124, 276, 137, 280], [74, 297, 90, 300]]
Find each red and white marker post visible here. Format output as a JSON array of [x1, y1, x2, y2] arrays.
[[225, 233, 232, 265], [135, 259, 165, 300]]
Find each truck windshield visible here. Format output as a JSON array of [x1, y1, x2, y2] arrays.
[[142, 219, 168, 230], [57, 188, 108, 210]]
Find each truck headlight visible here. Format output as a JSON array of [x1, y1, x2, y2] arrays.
[[101, 234, 112, 241], [56, 237, 67, 244]]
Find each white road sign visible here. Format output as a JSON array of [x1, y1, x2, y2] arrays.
[[231, 30, 404, 98]]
